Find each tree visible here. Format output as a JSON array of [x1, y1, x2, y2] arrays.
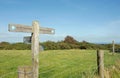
[[64, 36, 78, 44]]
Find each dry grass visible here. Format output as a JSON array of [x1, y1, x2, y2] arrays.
[[104, 60, 120, 78]]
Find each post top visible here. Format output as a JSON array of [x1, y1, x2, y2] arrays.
[[32, 20, 39, 23]]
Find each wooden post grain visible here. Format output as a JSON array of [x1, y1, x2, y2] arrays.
[[97, 50, 104, 78], [32, 21, 40, 78]]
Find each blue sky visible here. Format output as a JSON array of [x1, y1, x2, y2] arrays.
[[0, 0, 120, 43]]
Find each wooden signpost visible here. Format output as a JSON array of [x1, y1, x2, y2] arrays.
[[8, 21, 55, 78]]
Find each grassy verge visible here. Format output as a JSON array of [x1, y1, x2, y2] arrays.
[[0, 50, 120, 78]]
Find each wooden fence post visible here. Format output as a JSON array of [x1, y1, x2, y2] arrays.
[[97, 50, 104, 78], [112, 40, 115, 54], [18, 66, 32, 78], [32, 21, 40, 78]]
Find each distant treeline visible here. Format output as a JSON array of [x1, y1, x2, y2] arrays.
[[0, 36, 120, 50]]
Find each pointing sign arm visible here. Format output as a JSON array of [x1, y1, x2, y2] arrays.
[[8, 24, 32, 33], [40, 27, 55, 34], [8, 24, 55, 34]]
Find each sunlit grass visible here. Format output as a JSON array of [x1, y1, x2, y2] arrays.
[[0, 50, 120, 78]]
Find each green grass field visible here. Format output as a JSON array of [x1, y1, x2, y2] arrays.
[[0, 50, 120, 78]]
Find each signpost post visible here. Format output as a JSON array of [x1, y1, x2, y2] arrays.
[[8, 21, 55, 78]]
